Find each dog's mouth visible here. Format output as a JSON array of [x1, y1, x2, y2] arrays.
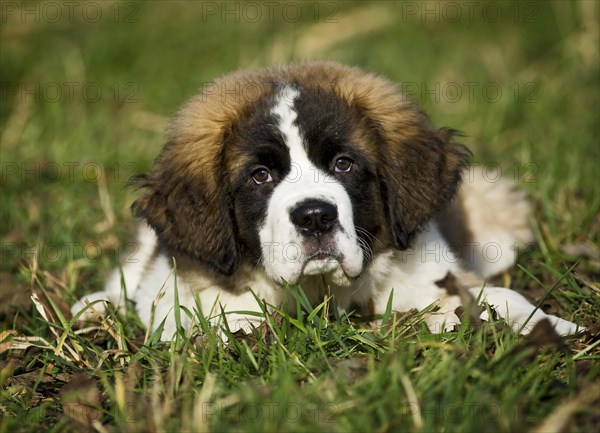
[[302, 251, 341, 273], [299, 251, 357, 286]]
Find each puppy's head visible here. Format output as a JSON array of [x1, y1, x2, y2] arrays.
[[133, 62, 469, 283]]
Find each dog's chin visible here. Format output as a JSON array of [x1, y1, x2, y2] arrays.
[[300, 254, 357, 286], [303, 256, 341, 275], [266, 248, 363, 287]]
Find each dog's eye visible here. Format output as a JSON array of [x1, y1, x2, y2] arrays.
[[251, 167, 273, 184], [334, 157, 353, 173]]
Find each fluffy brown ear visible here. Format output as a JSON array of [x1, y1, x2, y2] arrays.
[[132, 141, 238, 275], [381, 126, 471, 249], [129, 68, 270, 275]]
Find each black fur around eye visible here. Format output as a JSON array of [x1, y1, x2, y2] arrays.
[[251, 167, 273, 184], [334, 157, 353, 173]]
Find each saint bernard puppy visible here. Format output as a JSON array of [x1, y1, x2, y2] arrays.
[[72, 61, 583, 340]]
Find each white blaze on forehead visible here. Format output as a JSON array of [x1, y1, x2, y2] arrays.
[[271, 87, 307, 166]]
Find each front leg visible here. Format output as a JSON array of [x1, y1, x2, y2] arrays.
[[468, 286, 584, 336], [370, 283, 583, 336], [133, 262, 267, 341]]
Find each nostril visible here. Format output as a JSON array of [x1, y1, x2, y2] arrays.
[[318, 204, 338, 227], [290, 200, 338, 234], [290, 205, 318, 231], [298, 215, 314, 228]]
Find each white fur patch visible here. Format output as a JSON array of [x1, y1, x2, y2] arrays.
[[469, 286, 584, 336]]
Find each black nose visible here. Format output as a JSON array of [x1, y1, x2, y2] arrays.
[[290, 200, 338, 235]]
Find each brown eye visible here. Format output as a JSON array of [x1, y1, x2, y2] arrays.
[[334, 157, 353, 173], [252, 167, 273, 184]]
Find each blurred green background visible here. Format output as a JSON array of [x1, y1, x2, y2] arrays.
[[1, 0, 598, 303]]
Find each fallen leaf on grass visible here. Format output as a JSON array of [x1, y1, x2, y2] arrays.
[[59, 373, 102, 428], [0, 272, 32, 326], [4, 370, 71, 388], [525, 318, 568, 350], [435, 271, 484, 330], [4, 369, 72, 408], [493, 319, 568, 366]]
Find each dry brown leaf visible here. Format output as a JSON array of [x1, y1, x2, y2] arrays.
[[59, 373, 102, 428], [435, 271, 483, 329], [0, 272, 32, 323]]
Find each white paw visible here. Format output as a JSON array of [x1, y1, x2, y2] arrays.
[[424, 294, 463, 333], [471, 287, 585, 336], [425, 311, 462, 333], [211, 315, 263, 342], [517, 314, 585, 336]]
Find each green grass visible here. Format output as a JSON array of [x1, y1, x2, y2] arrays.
[[1, 1, 599, 432]]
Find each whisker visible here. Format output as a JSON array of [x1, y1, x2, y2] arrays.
[[353, 225, 386, 250]]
